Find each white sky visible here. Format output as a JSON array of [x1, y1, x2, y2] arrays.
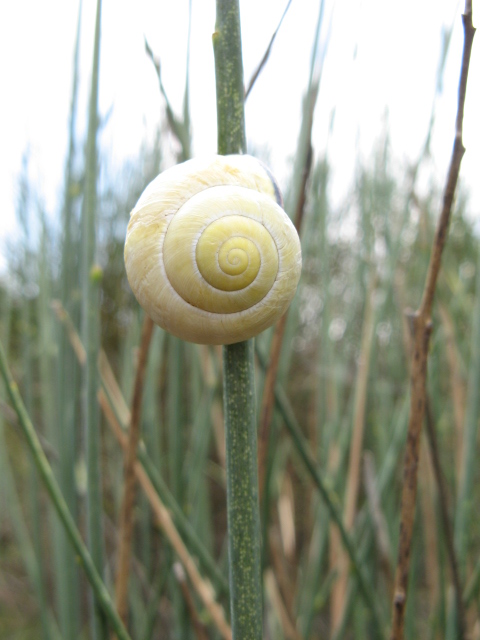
[[0, 0, 479, 271]]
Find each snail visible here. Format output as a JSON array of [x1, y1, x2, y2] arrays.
[[124, 154, 302, 345]]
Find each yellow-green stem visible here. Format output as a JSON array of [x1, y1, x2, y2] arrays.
[[214, 2, 263, 638]]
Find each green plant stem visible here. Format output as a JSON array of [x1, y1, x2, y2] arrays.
[[214, 2, 263, 638], [55, 2, 83, 636], [0, 340, 132, 640], [213, 1, 246, 157], [82, 0, 107, 637], [223, 340, 263, 639], [167, 335, 189, 637]]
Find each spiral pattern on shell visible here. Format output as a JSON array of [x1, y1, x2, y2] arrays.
[[124, 154, 302, 345]]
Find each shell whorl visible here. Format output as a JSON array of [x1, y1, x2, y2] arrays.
[[124, 154, 302, 345]]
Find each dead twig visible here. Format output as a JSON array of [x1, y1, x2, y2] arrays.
[[390, 6, 475, 639], [114, 314, 155, 629], [144, 37, 191, 160], [245, 0, 293, 100]]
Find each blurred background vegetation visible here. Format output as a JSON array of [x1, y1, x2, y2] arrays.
[[0, 1, 479, 639]]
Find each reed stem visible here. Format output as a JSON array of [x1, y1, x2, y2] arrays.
[[81, 1, 107, 637], [214, 3, 263, 637]]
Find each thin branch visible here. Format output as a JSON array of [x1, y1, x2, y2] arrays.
[[114, 314, 155, 629], [390, 6, 475, 639], [419, 11, 475, 319], [245, 0, 293, 100], [144, 37, 190, 159]]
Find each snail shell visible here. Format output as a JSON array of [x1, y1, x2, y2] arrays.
[[124, 154, 302, 345]]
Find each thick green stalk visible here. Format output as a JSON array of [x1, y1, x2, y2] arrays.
[[223, 340, 263, 639], [213, 1, 246, 157], [0, 340, 132, 640], [213, 2, 263, 638], [81, 0, 107, 637]]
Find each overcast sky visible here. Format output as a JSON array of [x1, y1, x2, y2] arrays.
[[0, 0, 478, 271]]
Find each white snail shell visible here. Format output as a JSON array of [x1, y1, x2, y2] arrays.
[[124, 154, 302, 345]]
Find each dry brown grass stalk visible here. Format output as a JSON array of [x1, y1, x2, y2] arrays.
[[114, 314, 155, 629], [390, 5, 475, 638]]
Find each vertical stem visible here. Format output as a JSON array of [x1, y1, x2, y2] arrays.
[[167, 335, 189, 637], [213, 0, 246, 157], [115, 314, 154, 628], [390, 7, 475, 639], [82, 0, 106, 637], [223, 341, 263, 639], [56, 2, 82, 635], [213, 3, 262, 638]]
